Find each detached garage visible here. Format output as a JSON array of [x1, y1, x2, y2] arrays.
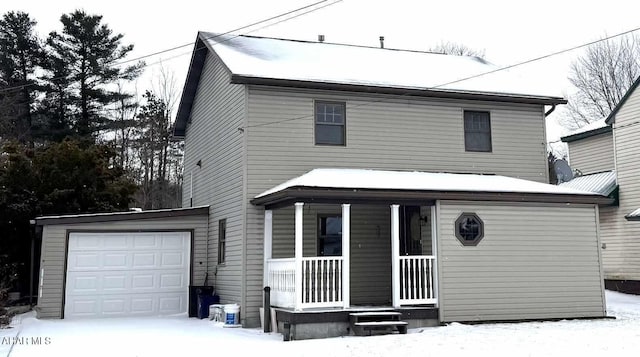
[[35, 207, 209, 319]]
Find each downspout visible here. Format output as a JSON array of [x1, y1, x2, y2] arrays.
[[544, 104, 557, 117]]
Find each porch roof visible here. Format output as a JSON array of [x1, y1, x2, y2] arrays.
[[251, 169, 613, 208]]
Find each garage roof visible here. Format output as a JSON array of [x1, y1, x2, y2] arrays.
[[35, 206, 209, 225]]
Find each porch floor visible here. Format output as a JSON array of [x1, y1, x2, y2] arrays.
[[273, 305, 439, 340]]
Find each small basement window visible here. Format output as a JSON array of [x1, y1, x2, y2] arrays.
[[455, 212, 484, 246]]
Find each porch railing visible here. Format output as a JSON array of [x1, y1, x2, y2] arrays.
[[399, 255, 437, 305], [266, 257, 344, 309], [301, 257, 343, 308], [266, 258, 296, 308]]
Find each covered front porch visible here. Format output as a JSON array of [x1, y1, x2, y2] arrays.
[[262, 202, 438, 311]]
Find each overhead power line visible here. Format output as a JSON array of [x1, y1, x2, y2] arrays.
[[0, 0, 342, 94], [240, 25, 640, 130], [136, 0, 343, 71], [115, 0, 336, 67]]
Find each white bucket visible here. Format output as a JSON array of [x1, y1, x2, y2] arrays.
[[224, 304, 240, 325]]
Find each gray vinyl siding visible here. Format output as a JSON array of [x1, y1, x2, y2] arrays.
[[181, 52, 246, 310], [437, 201, 605, 322], [244, 87, 549, 324], [567, 132, 614, 175], [602, 85, 640, 280], [245, 87, 549, 185], [36, 215, 208, 319]]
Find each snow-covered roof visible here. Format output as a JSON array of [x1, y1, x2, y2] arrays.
[[561, 118, 611, 142], [559, 170, 617, 196], [201, 32, 564, 101], [255, 168, 602, 199], [35, 206, 209, 225]]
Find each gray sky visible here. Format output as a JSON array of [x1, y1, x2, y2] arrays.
[[3, 0, 640, 147]]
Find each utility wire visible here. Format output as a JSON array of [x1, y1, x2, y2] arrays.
[[115, 0, 334, 67], [0, 0, 341, 94], [137, 0, 343, 70], [240, 26, 640, 130], [433, 26, 640, 89]]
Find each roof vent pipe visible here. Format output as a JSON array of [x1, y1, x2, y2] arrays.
[[318, 34, 325, 42], [379, 36, 384, 48]]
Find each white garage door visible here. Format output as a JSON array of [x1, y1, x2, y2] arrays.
[[65, 232, 191, 318]]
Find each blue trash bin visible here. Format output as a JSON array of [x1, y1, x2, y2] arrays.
[[197, 293, 220, 319]]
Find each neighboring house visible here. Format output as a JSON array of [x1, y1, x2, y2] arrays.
[[561, 76, 640, 294], [35, 33, 611, 340]]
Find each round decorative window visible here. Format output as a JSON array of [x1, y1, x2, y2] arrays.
[[455, 212, 484, 246]]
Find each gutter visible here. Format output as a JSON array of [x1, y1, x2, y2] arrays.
[[232, 75, 568, 106]]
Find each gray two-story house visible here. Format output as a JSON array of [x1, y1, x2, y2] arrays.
[[35, 32, 610, 340], [561, 76, 640, 294]]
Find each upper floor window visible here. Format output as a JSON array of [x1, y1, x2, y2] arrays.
[[315, 101, 346, 146], [464, 110, 492, 152]]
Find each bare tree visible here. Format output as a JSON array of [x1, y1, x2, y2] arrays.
[[109, 82, 139, 171], [562, 34, 640, 130], [132, 64, 183, 209], [428, 41, 485, 58]]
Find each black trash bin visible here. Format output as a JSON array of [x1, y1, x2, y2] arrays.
[[197, 293, 220, 319], [189, 286, 214, 317]]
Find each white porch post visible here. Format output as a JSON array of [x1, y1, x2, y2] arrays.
[[294, 202, 304, 311], [263, 209, 273, 287], [431, 204, 439, 306], [342, 204, 351, 309], [391, 204, 401, 308]]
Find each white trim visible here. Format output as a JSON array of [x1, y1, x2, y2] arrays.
[[612, 121, 619, 175], [342, 204, 351, 308], [391, 204, 400, 308], [431, 204, 439, 308], [435, 200, 444, 322], [294, 202, 304, 311], [594, 204, 607, 316], [263, 210, 273, 287]]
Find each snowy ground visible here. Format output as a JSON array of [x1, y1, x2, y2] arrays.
[[2, 291, 639, 357]]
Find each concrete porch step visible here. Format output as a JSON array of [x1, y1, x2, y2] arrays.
[[349, 311, 408, 336]]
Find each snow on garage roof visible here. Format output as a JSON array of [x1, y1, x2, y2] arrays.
[[35, 206, 209, 225], [254, 168, 605, 202], [200, 32, 565, 101]]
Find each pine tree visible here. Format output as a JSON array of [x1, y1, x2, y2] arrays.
[[42, 10, 143, 141], [0, 11, 42, 145]]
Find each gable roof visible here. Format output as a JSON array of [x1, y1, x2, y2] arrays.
[[174, 32, 567, 138], [560, 118, 612, 143], [251, 168, 611, 208], [605, 75, 640, 125]]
